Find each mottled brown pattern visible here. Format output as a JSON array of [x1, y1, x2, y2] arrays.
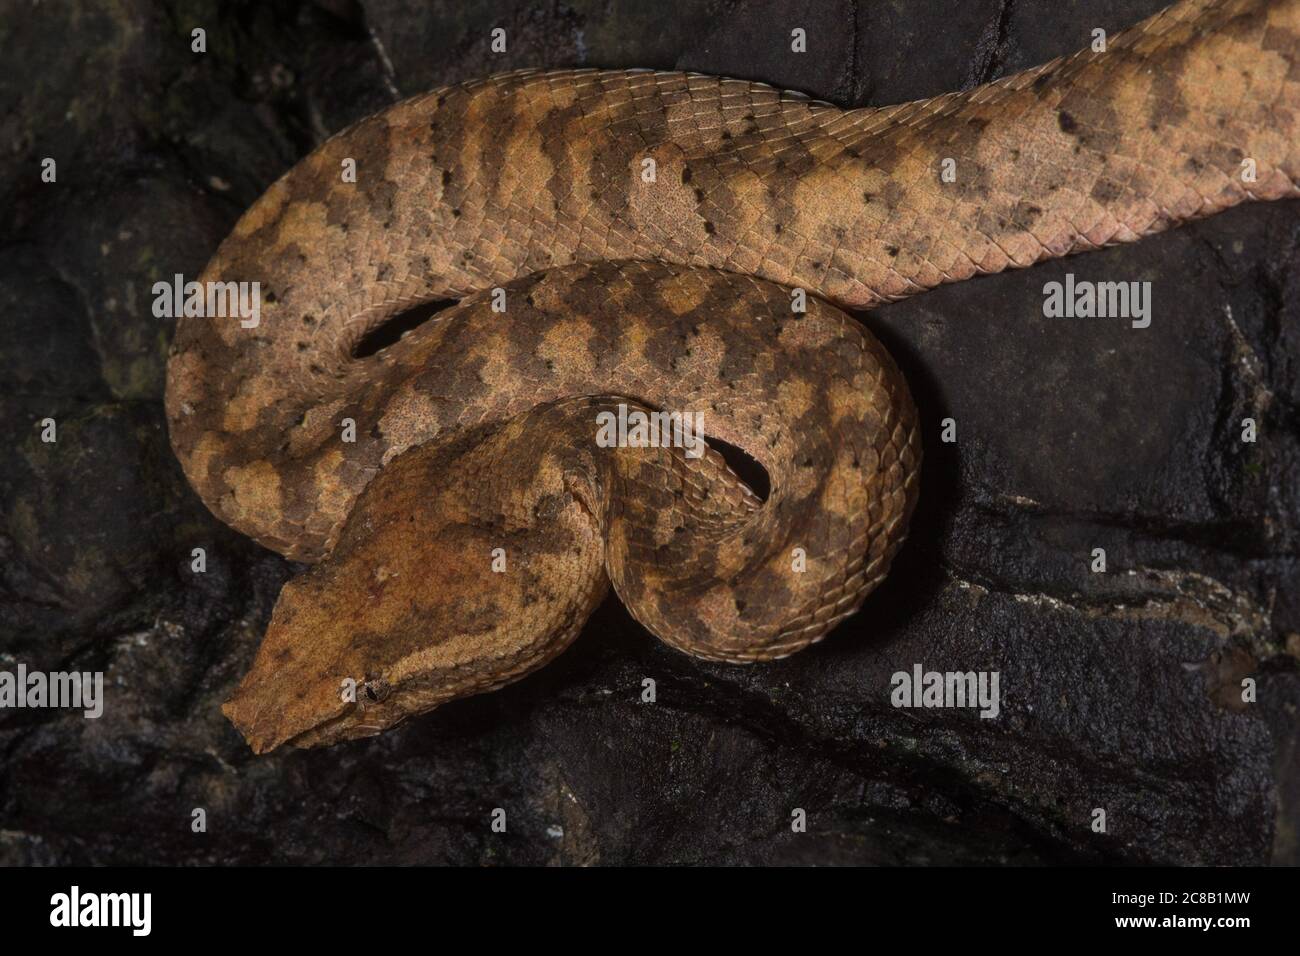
[[164, 0, 1299, 752]]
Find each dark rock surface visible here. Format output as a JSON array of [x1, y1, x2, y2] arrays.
[[1, 0, 1297, 865]]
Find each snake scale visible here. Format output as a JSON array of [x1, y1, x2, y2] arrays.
[[165, 0, 1300, 752]]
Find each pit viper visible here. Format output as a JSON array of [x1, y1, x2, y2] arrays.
[[165, 0, 1300, 752]]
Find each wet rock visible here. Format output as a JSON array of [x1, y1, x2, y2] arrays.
[[0, 0, 1296, 865]]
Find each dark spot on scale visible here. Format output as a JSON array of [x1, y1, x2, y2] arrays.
[[863, 191, 874, 202], [774, 223, 783, 234], [703, 221, 715, 234], [694, 187, 705, 202], [735, 598, 746, 613], [442, 169, 453, 187], [721, 130, 732, 140], [1057, 110, 1079, 135], [681, 167, 692, 184], [1031, 73, 1051, 94], [452, 208, 461, 218], [802, 456, 814, 467], [437, 94, 446, 106], [886, 245, 899, 257], [370, 423, 383, 439], [1089, 178, 1123, 203], [309, 363, 323, 375], [296, 341, 308, 351], [265, 291, 277, 304], [302, 314, 315, 325]]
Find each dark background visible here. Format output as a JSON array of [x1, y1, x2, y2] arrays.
[[1, 0, 1297, 865]]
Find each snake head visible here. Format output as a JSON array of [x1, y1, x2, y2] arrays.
[[220, 434, 609, 754], [220, 566, 392, 754], [218, 528, 489, 753]]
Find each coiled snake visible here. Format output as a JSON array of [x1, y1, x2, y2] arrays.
[[165, 0, 1300, 752]]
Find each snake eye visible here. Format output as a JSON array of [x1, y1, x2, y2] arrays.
[[362, 677, 391, 702]]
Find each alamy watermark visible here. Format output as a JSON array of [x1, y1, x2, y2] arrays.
[[0, 663, 103, 718], [891, 663, 1000, 718], [152, 273, 261, 328], [50, 886, 150, 936], [1043, 273, 1150, 329], [595, 403, 705, 459]]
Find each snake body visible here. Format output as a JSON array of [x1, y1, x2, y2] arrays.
[[165, 0, 1300, 752]]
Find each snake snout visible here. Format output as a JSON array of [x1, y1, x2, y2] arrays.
[[220, 583, 357, 753]]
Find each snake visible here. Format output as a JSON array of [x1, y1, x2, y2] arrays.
[[164, 0, 1300, 753]]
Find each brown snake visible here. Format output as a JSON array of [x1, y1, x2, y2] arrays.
[[164, 0, 1300, 752]]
